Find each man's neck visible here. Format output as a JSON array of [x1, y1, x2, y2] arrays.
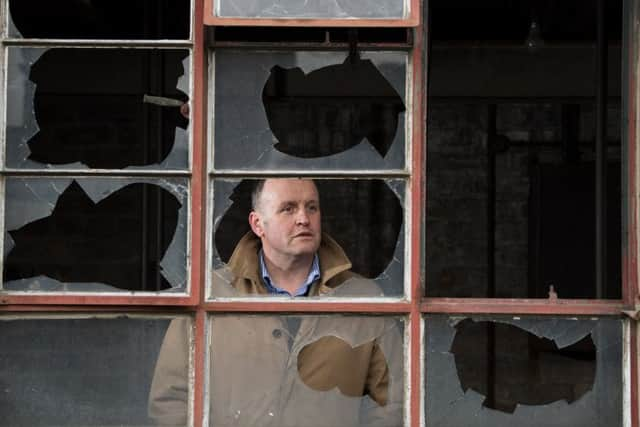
[[261, 250, 315, 295]]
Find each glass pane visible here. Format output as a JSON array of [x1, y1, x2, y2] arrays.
[[3, 177, 188, 292], [210, 178, 405, 297], [6, 47, 190, 170], [213, 50, 407, 171], [183, 315, 402, 426], [0, 315, 190, 427], [8, 0, 190, 40], [213, 0, 407, 19], [425, 315, 622, 427], [426, 0, 623, 298]]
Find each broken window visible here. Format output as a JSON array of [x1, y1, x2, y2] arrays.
[[210, 178, 405, 297], [7, 0, 190, 40], [425, 0, 623, 298], [190, 315, 402, 426], [212, 0, 407, 19], [6, 47, 190, 170], [2, 177, 188, 292], [425, 315, 622, 427], [0, 315, 190, 427], [212, 50, 407, 171]]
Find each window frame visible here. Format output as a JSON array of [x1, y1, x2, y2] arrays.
[[0, 0, 638, 427], [0, 0, 202, 306], [203, 0, 420, 27]]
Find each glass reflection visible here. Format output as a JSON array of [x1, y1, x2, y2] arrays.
[[425, 316, 622, 427], [215, 0, 406, 19], [149, 315, 404, 427], [0, 316, 182, 427]]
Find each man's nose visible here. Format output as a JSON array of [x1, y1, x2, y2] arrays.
[[296, 208, 310, 225]]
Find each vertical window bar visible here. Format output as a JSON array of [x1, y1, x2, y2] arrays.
[[596, 0, 609, 299]]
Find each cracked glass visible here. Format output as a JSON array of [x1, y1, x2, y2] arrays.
[[6, 47, 190, 170], [7, 0, 190, 40], [0, 315, 191, 427], [148, 315, 404, 427], [2, 177, 189, 292], [212, 50, 407, 171], [425, 315, 622, 427], [213, 0, 407, 19], [210, 178, 405, 298]]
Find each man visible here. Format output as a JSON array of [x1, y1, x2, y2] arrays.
[[149, 178, 402, 427]]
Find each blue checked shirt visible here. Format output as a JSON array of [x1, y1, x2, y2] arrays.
[[258, 249, 320, 297]]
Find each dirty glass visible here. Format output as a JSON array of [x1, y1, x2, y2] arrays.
[[188, 315, 404, 427], [425, 315, 622, 427], [426, 0, 623, 298], [6, 47, 190, 170], [2, 177, 189, 292], [0, 315, 191, 427], [213, 0, 406, 19], [212, 50, 407, 171], [7, 0, 190, 39], [210, 178, 405, 298]]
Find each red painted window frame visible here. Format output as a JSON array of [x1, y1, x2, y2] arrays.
[[203, 0, 420, 27], [1, 0, 638, 426]]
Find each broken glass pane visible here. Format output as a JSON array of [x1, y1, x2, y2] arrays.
[[2, 177, 188, 292], [214, 0, 406, 19], [213, 50, 407, 171], [6, 47, 190, 170], [426, 0, 623, 298], [210, 178, 405, 297], [149, 315, 403, 427], [425, 315, 622, 427], [8, 0, 190, 39], [0, 315, 190, 427]]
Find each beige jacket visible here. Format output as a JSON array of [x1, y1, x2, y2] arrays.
[[149, 233, 403, 427]]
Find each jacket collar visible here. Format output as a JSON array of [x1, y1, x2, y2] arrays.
[[227, 232, 352, 295]]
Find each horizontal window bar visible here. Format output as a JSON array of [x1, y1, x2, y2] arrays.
[[209, 170, 411, 177], [1, 39, 193, 48], [422, 298, 625, 316]]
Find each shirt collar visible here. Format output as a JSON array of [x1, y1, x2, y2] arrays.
[[258, 250, 320, 297]]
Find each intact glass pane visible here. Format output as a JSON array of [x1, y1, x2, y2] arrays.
[[213, 50, 407, 171], [0, 315, 191, 427], [6, 47, 190, 170], [426, 0, 623, 298], [188, 315, 403, 426], [213, 0, 407, 19], [425, 315, 622, 427], [8, 0, 190, 40], [210, 178, 405, 298], [2, 177, 188, 292]]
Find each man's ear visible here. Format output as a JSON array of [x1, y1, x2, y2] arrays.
[[249, 211, 264, 237]]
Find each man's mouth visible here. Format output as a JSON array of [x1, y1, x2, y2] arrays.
[[293, 232, 314, 238]]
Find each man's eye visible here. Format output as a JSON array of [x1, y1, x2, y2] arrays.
[[282, 206, 294, 213], [307, 205, 318, 212]]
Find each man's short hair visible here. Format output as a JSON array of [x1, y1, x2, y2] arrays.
[[251, 179, 266, 211]]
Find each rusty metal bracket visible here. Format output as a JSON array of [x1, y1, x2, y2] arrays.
[[622, 297, 640, 320]]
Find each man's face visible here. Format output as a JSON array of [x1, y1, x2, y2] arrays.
[[249, 179, 321, 262]]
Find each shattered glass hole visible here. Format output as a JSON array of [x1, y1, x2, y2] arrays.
[[262, 54, 405, 159], [213, 179, 403, 284], [3, 180, 183, 291], [450, 319, 596, 413], [7, 48, 189, 170]]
